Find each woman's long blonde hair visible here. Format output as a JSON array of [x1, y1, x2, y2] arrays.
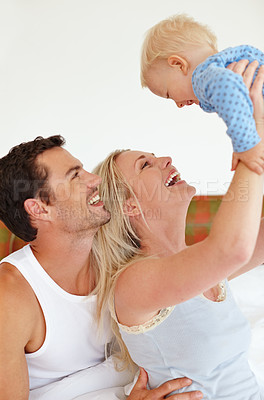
[[91, 149, 146, 370]]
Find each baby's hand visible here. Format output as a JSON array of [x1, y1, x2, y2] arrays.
[[232, 140, 264, 174]]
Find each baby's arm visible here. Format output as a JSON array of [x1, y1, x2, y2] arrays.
[[194, 61, 263, 173]]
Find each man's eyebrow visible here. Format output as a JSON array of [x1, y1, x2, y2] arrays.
[[65, 164, 83, 178]]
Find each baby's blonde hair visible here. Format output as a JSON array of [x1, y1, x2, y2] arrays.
[[140, 13, 218, 87]]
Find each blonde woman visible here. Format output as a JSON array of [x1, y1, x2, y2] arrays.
[[92, 62, 264, 400]]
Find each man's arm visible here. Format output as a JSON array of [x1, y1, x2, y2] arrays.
[[0, 263, 34, 399], [29, 356, 132, 400], [29, 357, 202, 400]]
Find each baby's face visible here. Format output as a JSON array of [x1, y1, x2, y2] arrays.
[[145, 59, 199, 108]]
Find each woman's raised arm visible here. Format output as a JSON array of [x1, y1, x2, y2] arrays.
[[228, 61, 264, 279], [116, 63, 264, 317]]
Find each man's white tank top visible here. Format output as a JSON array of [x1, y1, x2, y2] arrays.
[[1, 245, 112, 390]]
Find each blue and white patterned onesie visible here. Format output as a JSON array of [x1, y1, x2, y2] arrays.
[[192, 45, 264, 152], [116, 280, 264, 400]]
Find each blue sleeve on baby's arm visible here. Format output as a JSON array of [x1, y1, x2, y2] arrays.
[[193, 65, 261, 152]]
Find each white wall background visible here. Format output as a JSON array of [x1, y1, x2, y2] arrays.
[[0, 0, 263, 194]]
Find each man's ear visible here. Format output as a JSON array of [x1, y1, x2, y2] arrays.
[[24, 198, 50, 221], [123, 198, 141, 217], [167, 55, 189, 75]]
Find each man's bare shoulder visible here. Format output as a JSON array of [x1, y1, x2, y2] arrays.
[[0, 263, 33, 398], [0, 261, 33, 298], [0, 262, 38, 337]]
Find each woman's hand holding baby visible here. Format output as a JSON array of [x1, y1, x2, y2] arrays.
[[227, 60, 264, 173]]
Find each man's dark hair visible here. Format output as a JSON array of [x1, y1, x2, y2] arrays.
[[0, 135, 65, 242]]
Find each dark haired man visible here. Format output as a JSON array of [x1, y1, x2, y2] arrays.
[[0, 136, 198, 400]]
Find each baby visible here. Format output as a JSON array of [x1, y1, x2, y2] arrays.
[[140, 14, 264, 173]]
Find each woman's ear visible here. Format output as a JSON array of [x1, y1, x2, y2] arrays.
[[24, 198, 50, 221], [167, 55, 189, 75], [123, 198, 141, 217]]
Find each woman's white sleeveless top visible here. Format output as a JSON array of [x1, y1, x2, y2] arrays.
[[116, 280, 263, 400]]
